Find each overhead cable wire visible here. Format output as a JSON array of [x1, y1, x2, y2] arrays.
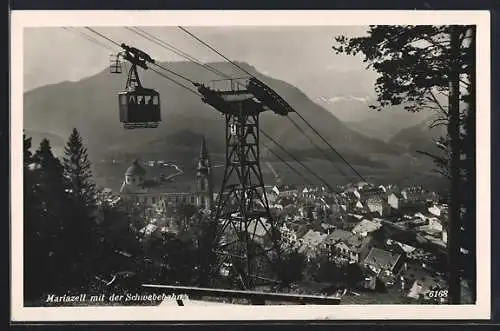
[[291, 112, 369, 183], [150, 62, 195, 85], [286, 115, 351, 180], [178, 26, 255, 77], [77, 26, 320, 186], [149, 67, 201, 96], [261, 143, 314, 186], [63, 27, 116, 52], [75, 27, 202, 97], [125, 27, 315, 184], [127, 27, 236, 80], [177, 25, 367, 185], [260, 130, 333, 191], [84, 27, 122, 48]]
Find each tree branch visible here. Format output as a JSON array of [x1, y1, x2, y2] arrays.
[[429, 117, 449, 129], [459, 79, 470, 88], [427, 89, 449, 117], [416, 150, 451, 180], [437, 90, 449, 98], [419, 36, 450, 52]]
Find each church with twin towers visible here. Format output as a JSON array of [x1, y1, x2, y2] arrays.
[[119, 137, 214, 212]]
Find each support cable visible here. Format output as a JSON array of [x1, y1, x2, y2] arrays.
[[77, 26, 322, 188], [177, 26, 368, 185], [260, 130, 333, 191]]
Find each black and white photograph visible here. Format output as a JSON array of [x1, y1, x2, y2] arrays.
[[11, 10, 491, 321]]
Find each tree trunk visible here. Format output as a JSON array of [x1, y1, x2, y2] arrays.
[[464, 25, 476, 303], [447, 25, 462, 304]]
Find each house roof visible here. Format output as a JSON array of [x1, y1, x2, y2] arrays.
[[324, 229, 352, 245], [392, 240, 417, 254], [298, 230, 327, 253], [418, 225, 442, 236], [320, 223, 335, 230], [140, 223, 158, 235], [274, 184, 297, 191], [300, 230, 327, 245], [324, 229, 371, 253], [352, 219, 382, 235], [363, 247, 402, 271], [388, 191, 404, 199], [428, 206, 441, 217], [345, 191, 361, 200]]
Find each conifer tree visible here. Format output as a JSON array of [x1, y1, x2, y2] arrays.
[[62, 128, 100, 290], [23, 133, 37, 217], [34, 139, 67, 226], [32, 138, 70, 293], [23, 133, 45, 303], [63, 128, 97, 215]]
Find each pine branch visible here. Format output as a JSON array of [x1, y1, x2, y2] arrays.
[[426, 89, 449, 117]]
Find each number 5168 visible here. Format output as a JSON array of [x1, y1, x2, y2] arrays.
[[427, 289, 448, 298]]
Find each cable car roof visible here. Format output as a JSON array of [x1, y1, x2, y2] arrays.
[[119, 87, 159, 95]]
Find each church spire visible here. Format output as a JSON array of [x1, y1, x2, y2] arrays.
[[200, 136, 208, 160], [196, 136, 213, 211], [197, 136, 210, 172]]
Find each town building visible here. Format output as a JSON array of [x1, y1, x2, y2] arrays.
[[363, 247, 403, 276], [297, 230, 328, 260], [351, 219, 382, 237], [272, 184, 298, 198], [119, 137, 214, 212], [359, 185, 390, 217], [401, 186, 428, 209], [388, 191, 404, 210], [323, 229, 375, 263]]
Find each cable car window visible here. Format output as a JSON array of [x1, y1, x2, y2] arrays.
[[153, 95, 159, 105], [129, 96, 137, 104], [139, 96, 146, 105]]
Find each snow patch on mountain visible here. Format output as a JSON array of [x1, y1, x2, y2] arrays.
[[315, 95, 371, 104]]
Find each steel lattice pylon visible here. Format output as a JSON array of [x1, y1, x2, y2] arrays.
[[195, 77, 293, 290]]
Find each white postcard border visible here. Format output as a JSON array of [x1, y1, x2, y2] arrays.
[[10, 10, 491, 321]]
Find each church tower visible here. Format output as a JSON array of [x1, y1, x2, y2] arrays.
[[120, 159, 146, 193], [195, 136, 213, 211]]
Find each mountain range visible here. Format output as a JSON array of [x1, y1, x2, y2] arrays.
[[285, 69, 433, 142], [23, 61, 445, 191]]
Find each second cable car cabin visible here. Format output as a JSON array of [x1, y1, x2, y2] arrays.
[[118, 87, 161, 129], [112, 44, 161, 129]]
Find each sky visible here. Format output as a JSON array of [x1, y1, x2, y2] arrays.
[[23, 26, 430, 124], [23, 26, 372, 92]]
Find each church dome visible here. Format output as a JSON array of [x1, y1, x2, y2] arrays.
[[126, 159, 146, 176]]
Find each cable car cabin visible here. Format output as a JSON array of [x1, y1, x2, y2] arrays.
[[118, 88, 161, 129]]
